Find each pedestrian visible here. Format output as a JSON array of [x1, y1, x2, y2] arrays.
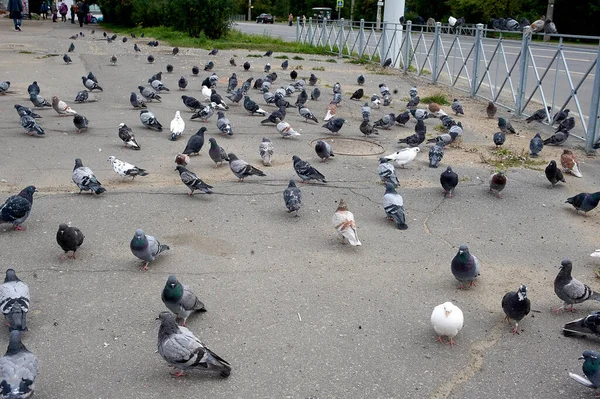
[[288, 13, 293, 26], [58, 1, 67, 22], [7, 0, 23, 31], [302, 14, 306, 26], [76, 0, 85, 27], [83, 0, 89, 24], [52, 8, 58, 22], [70, 3, 76, 24], [40, 1, 48, 19]]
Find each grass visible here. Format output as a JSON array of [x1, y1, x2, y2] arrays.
[[347, 57, 371, 65], [19, 51, 34, 54], [274, 55, 289, 59], [325, 58, 338, 63], [479, 148, 546, 170], [100, 23, 332, 55], [292, 55, 304, 60], [37, 54, 60, 59], [433, 124, 446, 133], [247, 54, 262, 58], [421, 93, 450, 105], [312, 66, 325, 71]]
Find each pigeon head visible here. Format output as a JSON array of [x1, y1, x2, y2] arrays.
[[166, 275, 179, 289], [580, 351, 600, 360], [379, 157, 389, 164], [292, 155, 301, 164], [131, 229, 148, 250], [157, 311, 180, 334], [457, 244, 469, 256], [208, 137, 217, 145], [442, 302, 456, 317], [197, 127, 206, 135], [175, 165, 187, 173], [517, 285, 528, 300], [336, 198, 348, 211], [262, 137, 270, 143], [445, 166, 453, 173], [108, 156, 116, 163], [288, 179, 297, 188], [4, 269, 19, 283], [6, 330, 26, 356], [560, 259, 572, 272], [58, 223, 69, 233], [549, 160, 557, 168], [227, 153, 238, 161], [20, 186, 37, 199], [74, 158, 84, 169], [385, 182, 397, 194]]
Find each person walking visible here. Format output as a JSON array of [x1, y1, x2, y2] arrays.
[[7, 0, 23, 31], [40, 1, 48, 19], [288, 13, 293, 26], [70, 3, 76, 23], [58, 1, 68, 22], [76, 0, 85, 27]]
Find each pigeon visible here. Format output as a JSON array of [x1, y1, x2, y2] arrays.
[[427, 102, 446, 117], [150, 80, 169, 92], [147, 55, 154, 63], [208, 48, 218, 55], [498, 117, 516, 135], [0, 186, 36, 230], [74, 90, 89, 103], [56, 224, 85, 260], [502, 285, 531, 334], [544, 18, 557, 34], [406, 96, 420, 108], [359, 121, 378, 136], [489, 171, 507, 198], [0, 81, 9, 95], [134, 43, 141, 52], [395, 110, 410, 126], [382, 58, 392, 68], [529, 133, 543, 156], [182, 128, 205, 156], [359, 102, 371, 123], [210, 89, 228, 110], [29, 92, 51, 108], [225, 88, 244, 104], [357, 74, 365, 85], [130, 229, 169, 270], [261, 107, 285, 124], [216, 112, 232, 135], [0, 269, 30, 331], [138, 85, 161, 102], [63, 54, 72, 64], [324, 102, 336, 121], [308, 74, 318, 86], [204, 61, 214, 71], [51, 96, 77, 116], [166, 64, 173, 73], [130, 92, 147, 109], [71, 158, 106, 194], [561, 149, 582, 178], [384, 148, 420, 168], [263, 63, 271, 73], [451, 98, 464, 115], [175, 154, 190, 167], [293, 155, 326, 183], [20, 115, 45, 136], [322, 118, 345, 134], [298, 105, 318, 123], [282, 179, 302, 216], [169, 111, 185, 141], [428, 141, 446, 168], [228, 153, 266, 181], [73, 114, 89, 134], [264, 50, 273, 57], [87, 71, 98, 83], [170, 46, 179, 55], [566, 192, 600, 215], [493, 131, 505, 147], [244, 96, 267, 116], [427, 132, 459, 146], [383, 183, 408, 230], [157, 311, 231, 378], [409, 86, 418, 98], [191, 104, 215, 122], [281, 60, 289, 70], [315, 140, 334, 162], [176, 166, 213, 196], [568, 350, 600, 394], [332, 92, 342, 106], [545, 160, 565, 188], [108, 156, 148, 179], [140, 109, 163, 131], [110, 54, 117, 65], [192, 66, 199, 75], [410, 108, 429, 120], [554, 259, 600, 312], [258, 138, 274, 166], [181, 95, 202, 112], [273, 94, 289, 109], [553, 109, 570, 124], [0, 330, 38, 397], [556, 116, 575, 132], [563, 311, 600, 337], [27, 81, 39, 96], [227, 73, 238, 93], [176, 76, 189, 91], [120, 36, 126, 42], [311, 88, 321, 101], [439, 166, 459, 198], [14, 104, 41, 119], [398, 120, 426, 147], [526, 106, 551, 123], [451, 244, 480, 289], [332, 199, 361, 246], [431, 302, 463, 345], [543, 129, 569, 146], [378, 158, 399, 187], [82, 76, 102, 91], [118, 123, 140, 150], [290, 70, 297, 80], [295, 89, 308, 107], [68, 42, 75, 52], [243, 61, 250, 71], [373, 113, 395, 130], [276, 121, 300, 138], [208, 138, 229, 167], [350, 88, 364, 101], [162, 275, 206, 327], [486, 101, 497, 118]]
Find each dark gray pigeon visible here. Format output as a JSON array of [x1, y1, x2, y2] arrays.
[[309, 73, 317, 86], [529, 132, 543, 156], [493, 131, 505, 148], [20, 115, 45, 136], [295, 89, 308, 107], [501, 285, 530, 334], [563, 311, 600, 337], [566, 192, 600, 215], [350, 88, 364, 100], [378, 158, 398, 187], [167, 64, 173, 73], [73, 114, 89, 134], [440, 166, 458, 198], [556, 116, 575, 132], [0, 269, 30, 331], [261, 107, 285, 124], [147, 55, 154, 63], [0, 186, 36, 230], [360, 121, 378, 136], [87, 71, 98, 83], [552, 109, 569, 124], [157, 311, 231, 378], [498, 117, 516, 135], [283, 179, 302, 216], [373, 113, 395, 130], [281, 59, 288, 70], [429, 141, 445, 168], [74, 90, 89, 103], [298, 105, 318, 123], [543, 129, 569, 145], [68, 42, 75, 52], [192, 66, 199, 75], [204, 60, 214, 71], [451, 244, 480, 289], [395, 110, 410, 125], [322, 118, 345, 134], [140, 109, 163, 131], [130, 92, 147, 108], [27, 81, 39, 96], [82, 76, 102, 91], [162, 275, 206, 326], [181, 95, 202, 111], [311, 87, 321, 101], [118, 123, 140, 150], [182, 128, 205, 155], [63, 54, 72, 64], [56, 224, 85, 259], [398, 120, 426, 147], [29, 93, 51, 108], [292, 155, 326, 183], [244, 96, 267, 115], [545, 160, 565, 188], [227, 73, 238, 92], [315, 140, 334, 162], [208, 48, 218, 55], [228, 153, 265, 181], [554, 259, 600, 312], [72, 158, 106, 194], [130, 229, 169, 270], [176, 166, 213, 196], [357, 74, 365, 85], [134, 43, 141, 52], [208, 138, 229, 167], [178, 76, 188, 90], [382, 183, 407, 230], [0, 330, 38, 397], [138, 86, 161, 102], [14, 104, 41, 119], [526, 106, 551, 123]]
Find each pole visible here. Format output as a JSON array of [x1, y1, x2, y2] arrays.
[[247, 0, 251, 21], [376, 4, 382, 30], [515, 30, 531, 116], [585, 43, 600, 152], [471, 24, 483, 97], [350, 0, 355, 22], [546, 0, 554, 21]]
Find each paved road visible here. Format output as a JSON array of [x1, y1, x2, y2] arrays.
[[2, 18, 600, 399]]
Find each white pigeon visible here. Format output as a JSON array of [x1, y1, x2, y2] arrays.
[[591, 250, 600, 258], [169, 111, 185, 141], [431, 301, 464, 346], [201, 85, 212, 101], [276, 121, 300, 138], [107, 156, 148, 179], [384, 147, 420, 168], [332, 199, 361, 246], [258, 137, 274, 166]]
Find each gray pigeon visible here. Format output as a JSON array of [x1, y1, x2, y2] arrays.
[[526, 106, 551, 123], [130, 229, 169, 270], [56, 224, 85, 259], [382, 183, 408, 230], [292, 155, 326, 183], [373, 113, 395, 130], [26, 81, 39, 96], [228, 153, 266, 181], [554, 259, 600, 312], [0, 186, 36, 230], [191, 104, 215, 122], [82, 76, 102, 91], [315, 140, 334, 162], [566, 192, 600, 215], [73, 114, 89, 134], [451, 98, 464, 115], [130, 92, 147, 109], [298, 105, 318, 123], [0, 269, 30, 331], [182, 128, 205, 156], [0, 81, 10, 94], [216, 112, 233, 135], [361, 102, 371, 122], [451, 244, 480, 289], [63, 54, 72, 64], [322, 118, 345, 134], [29, 93, 51, 108], [283, 179, 302, 216], [14, 104, 41, 119], [378, 158, 399, 187], [175, 166, 213, 196], [208, 138, 229, 167], [359, 121, 378, 136], [227, 88, 244, 104], [227, 73, 238, 92], [543, 129, 569, 146], [311, 87, 321, 101], [74, 90, 89, 103], [72, 158, 106, 194], [138, 85, 161, 102], [0, 330, 38, 397], [157, 311, 231, 378], [68, 42, 75, 52], [162, 275, 206, 326], [140, 109, 163, 131], [150, 79, 169, 92], [118, 123, 140, 150], [259, 138, 274, 166], [20, 115, 45, 136], [181, 95, 202, 112], [529, 133, 543, 156]]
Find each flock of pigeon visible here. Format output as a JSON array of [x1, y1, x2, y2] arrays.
[[2, 25, 600, 396]]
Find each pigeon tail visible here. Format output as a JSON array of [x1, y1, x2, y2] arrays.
[[158, 244, 170, 254], [89, 183, 106, 195], [5, 304, 28, 332], [204, 347, 233, 377]]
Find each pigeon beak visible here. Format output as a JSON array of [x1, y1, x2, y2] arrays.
[[579, 356, 585, 360], [444, 310, 450, 317], [170, 283, 176, 288], [458, 250, 464, 255]]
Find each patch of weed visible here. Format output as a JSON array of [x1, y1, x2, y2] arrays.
[[247, 54, 263, 58], [479, 148, 546, 170], [292, 55, 304, 60], [19, 51, 34, 54], [275, 55, 289, 59], [421, 93, 450, 105], [312, 66, 325, 71], [325, 58, 337, 63]]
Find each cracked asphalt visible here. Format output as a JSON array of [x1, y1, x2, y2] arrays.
[[1, 18, 600, 399]]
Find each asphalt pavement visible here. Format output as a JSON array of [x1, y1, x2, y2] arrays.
[[2, 18, 600, 399]]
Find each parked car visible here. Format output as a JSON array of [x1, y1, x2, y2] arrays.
[[256, 13, 274, 24], [88, 4, 102, 23]]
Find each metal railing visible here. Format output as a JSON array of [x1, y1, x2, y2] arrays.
[[296, 18, 600, 151]]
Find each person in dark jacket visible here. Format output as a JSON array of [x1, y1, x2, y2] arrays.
[[7, 0, 23, 31], [70, 3, 76, 23], [40, 2, 48, 19], [76, 0, 86, 27]]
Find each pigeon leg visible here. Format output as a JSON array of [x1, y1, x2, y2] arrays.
[[69, 252, 77, 259], [13, 225, 25, 231], [469, 280, 477, 287], [512, 322, 520, 335], [447, 338, 458, 346], [551, 306, 564, 313], [141, 262, 149, 271], [170, 369, 185, 377], [60, 254, 67, 260], [435, 336, 445, 344], [457, 283, 466, 290], [237, 178, 244, 182]]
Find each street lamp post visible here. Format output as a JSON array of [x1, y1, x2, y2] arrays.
[[248, 0, 251, 21]]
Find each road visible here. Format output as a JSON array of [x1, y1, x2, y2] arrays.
[[2, 18, 600, 399]]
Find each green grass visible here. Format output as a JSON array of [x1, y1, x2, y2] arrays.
[[421, 93, 450, 105], [37, 54, 60, 59], [19, 51, 34, 54], [433, 124, 446, 132], [274, 55, 289, 59], [325, 58, 338, 63], [292, 55, 304, 60], [480, 148, 546, 170], [312, 66, 325, 71], [247, 54, 262, 58], [100, 24, 332, 55], [346, 57, 371, 65]]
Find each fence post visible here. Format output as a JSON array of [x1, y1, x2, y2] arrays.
[[338, 18, 344, 58], [380, 22, 388, 65], [358, 19, 365, 58], [470, 23, 483, 97], [585, 43, 600, 152], [515, 30, 531, 116], [307, 18, 313, 45], [432, 22, 441, 83], [296, 17, 300, 42], [403, 21, 412, 73], [321, 17, 328, 48]]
